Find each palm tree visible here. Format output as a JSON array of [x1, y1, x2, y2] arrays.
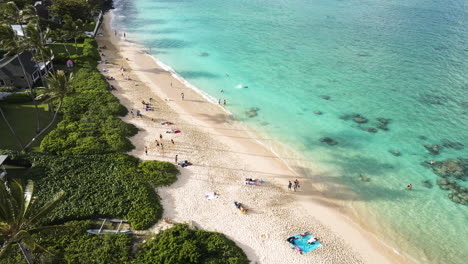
[[0, 3, 42, 133], [23, 71, 74, 150], [62, 17, 85, 53], [0, 179, 65, 264]]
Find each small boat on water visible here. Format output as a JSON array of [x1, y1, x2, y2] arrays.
[[86, 218, 132, 235]]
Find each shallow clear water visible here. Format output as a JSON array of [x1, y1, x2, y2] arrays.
[[112, 0, 468, 263]]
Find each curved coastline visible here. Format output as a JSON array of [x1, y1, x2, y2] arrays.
[[99, 9, 409, 264]]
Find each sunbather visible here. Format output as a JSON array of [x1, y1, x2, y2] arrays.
[[307, 237, 319, 244], [166, 129, 181, 134]]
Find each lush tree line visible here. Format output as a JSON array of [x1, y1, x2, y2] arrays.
[[0, 150, 178, 229], [1, 222, 249, 264], [134, 224, 250, 264], [1, 220, 133, 264], [40, 42, 137, 155]]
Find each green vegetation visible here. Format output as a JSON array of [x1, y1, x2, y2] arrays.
[[0, 102, 57, 151], [134, 224, 249, 264], [0, 179, 65, 263], [0, 87, 18, 93], [40, 66, 136, 155], [1, 222, 250, 264], [2, 93, 32, 104], [0, 151, 163, 230], [139, 160, 179, 186], [50, 0, 93, 21], [1, 220, 133, 264]]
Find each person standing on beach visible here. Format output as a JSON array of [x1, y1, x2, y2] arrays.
[[144, 146, 148, 155], [155, 139, 160, 147], [293, 182, 298, 192], [294, 179, 300, 189], [181, 93, 184, 100], [218, 99, 221, 104], [171, 139, 174, 145], [224, 99, 226, 105], [175, 154, 178, 164], [114, 30, 117, 36], [171, 82, 173, 87], [159, 134, 163, 140], [124, 32, 126, 39], [288, 181, 292, 191]]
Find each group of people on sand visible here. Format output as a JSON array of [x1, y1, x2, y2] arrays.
[[288, 179, 300, 192], [287, 232, 320, 254]]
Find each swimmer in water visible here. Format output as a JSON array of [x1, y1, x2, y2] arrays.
[[220, 89, 224, 93], [407, 184, 413, 190]]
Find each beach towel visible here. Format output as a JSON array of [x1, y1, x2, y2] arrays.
[[287, 233, 322, 254]]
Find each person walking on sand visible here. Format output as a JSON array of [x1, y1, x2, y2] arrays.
[[293, 182, 298, 192], [175, 154, 178, 164], [288, 181, 292, 191], [171, 82, 173, 87], [159, 134, 163, 140], [181, 93, 184, 100], [144, 146, 148, 155], [171, 139, 174, 145], [294, 179, 300, 189], [160, 143, 164, 150], [155, 139, 160, 147]]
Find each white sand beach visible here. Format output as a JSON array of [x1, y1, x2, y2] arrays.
[[95, 13, 407, 264]]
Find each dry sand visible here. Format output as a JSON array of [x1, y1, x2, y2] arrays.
[[95, 13, 405, 264]]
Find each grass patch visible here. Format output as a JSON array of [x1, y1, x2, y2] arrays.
[[48, 43, 84, 56], [0, 102, 59, 151]]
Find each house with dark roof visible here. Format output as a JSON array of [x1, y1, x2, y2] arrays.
[[0, 51, 53, 88]]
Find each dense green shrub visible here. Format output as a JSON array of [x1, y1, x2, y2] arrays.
[[40, 68, 135, 155], [2, 93, 32, 103], [133, 224, 249, 264], [82, 38, 100, 62], [0, 221, 133, 264], [138, 160, 179, 186], [53, 52, 68, 65], [0, 86, 18, 93], [0, 150, 160, 229]]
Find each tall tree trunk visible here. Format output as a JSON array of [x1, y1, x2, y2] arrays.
[[17, 53, 41, 133], [0, 105, 25, 151], [18, 243, 33, 264], [62, 42, 71, 56], [23, 99, 62, 151], [74, 37, 78, 53]]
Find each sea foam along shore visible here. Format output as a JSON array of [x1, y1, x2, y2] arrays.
[[96, 12, 404, 264]]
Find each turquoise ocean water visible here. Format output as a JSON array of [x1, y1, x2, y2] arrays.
[[111, 0, 468, 263]]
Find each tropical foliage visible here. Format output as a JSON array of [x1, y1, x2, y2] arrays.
[[0, 180, 64, 263], [0, 220, 133, 264], [134, 224, 250, 264], [40, 68, 136, 155], [0, 151, 164, 230], [138, 161, 179, 186]]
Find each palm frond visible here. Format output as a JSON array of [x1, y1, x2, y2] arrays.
[[28, 191, 65, 226], [0, 239, 13, 258], [21, 181, 34, 225]]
